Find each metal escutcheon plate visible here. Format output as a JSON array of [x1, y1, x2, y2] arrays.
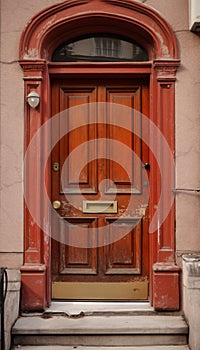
[[52, 200, 61, 209]]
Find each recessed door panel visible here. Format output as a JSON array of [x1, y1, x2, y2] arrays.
[[59, 87, 97, 194], [106, 87, 142, 194], [59, 218, 97, 275], [104, 218, 141, 275]]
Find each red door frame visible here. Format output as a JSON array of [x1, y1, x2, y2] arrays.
[[19, 0, 180, 311]]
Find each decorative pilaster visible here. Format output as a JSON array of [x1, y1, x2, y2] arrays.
[[19, 60, 49, 311], [151, 59, 181, 310]]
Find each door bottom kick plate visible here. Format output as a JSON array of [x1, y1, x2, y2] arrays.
[[52, 281, 148, 300]]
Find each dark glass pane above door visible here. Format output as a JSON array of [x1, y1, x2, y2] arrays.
[[52, 35, 149, 62]]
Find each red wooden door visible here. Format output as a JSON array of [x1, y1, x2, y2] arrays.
[[51, 76, 149, 300]]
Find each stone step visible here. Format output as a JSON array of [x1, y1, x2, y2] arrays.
[[44, 301, 155, 317], [12, 346, 190, 350], [12, 315, 188, 347]]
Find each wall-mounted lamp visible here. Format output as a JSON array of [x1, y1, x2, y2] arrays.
[[27, 91, 40, 109]]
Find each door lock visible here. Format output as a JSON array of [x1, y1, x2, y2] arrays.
[[53, 162, 60, 172], [52, 200, 61, 210]]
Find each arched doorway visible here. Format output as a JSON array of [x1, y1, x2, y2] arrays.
[[19, 0, 180, 311]]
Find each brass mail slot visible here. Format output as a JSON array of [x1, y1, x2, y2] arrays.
[[83, 200, 117, 213]]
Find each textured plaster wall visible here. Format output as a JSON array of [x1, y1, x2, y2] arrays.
[[175, 30, 200, 258], [146, 0, 200, 260], [0, 0, 64, 268], [0, 0, 200, 270]]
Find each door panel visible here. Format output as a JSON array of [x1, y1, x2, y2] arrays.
[[106, 87, 142, 194], [59, 87, 97, 194], [51, 77, 149, 300], [104, 219, 141, 275], [59, 218, 97, 275]]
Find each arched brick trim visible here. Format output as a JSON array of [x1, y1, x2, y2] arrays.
[[19, 0, 180, 311]]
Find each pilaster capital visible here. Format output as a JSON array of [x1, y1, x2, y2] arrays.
[[19, 60, 46, 79], [154, 59, 181, 81]]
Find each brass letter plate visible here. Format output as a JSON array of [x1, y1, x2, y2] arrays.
[[83, 200, 117, 213]]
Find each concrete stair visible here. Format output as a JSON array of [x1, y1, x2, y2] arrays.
[[12, 313, 189, 348], [12, 347, 190, 350]]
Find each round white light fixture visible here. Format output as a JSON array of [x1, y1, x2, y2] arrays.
[[27, 91, 40, 109]]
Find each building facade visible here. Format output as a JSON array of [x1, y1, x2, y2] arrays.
[[1, 0, 200, 348]]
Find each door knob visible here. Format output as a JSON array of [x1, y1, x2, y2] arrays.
[[52, 200, 61, 210]]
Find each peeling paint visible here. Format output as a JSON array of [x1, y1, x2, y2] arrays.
[[24, 48, 39, 59], [136, 204, 148, 217], [156, 32, 170, 58], [36, 16, 57, 41]]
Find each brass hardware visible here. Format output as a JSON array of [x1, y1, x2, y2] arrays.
[[52, 200, 61, 210], [52, 281, 148, 300], [83, 200, 117, 213], [53, 162, 60, 172]]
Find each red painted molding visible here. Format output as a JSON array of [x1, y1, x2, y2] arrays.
[[20, 265, 47, 311], [154, 59, 181, 81], [48, 62, 152, 75], [19, 0, 180, 311], [19, 0, 179, 61], [153, 263, 180, 311]]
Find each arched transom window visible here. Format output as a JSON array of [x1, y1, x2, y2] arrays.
[[52, 35, 149, 62]]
